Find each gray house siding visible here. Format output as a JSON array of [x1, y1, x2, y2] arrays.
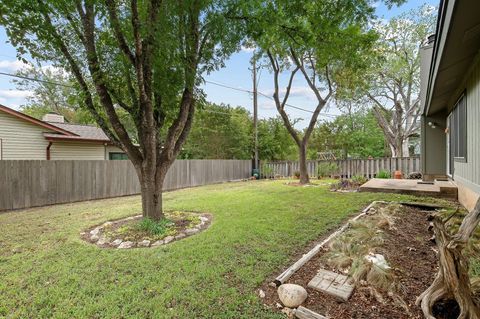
[[451, 55, 480, 194]]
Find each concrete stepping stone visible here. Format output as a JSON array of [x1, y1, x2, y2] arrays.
[[307, 268, 354, 302]]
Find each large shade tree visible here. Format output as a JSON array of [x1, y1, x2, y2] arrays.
[[243, 0, 404, 184], [364, 5, 436, 157], [0, 0, 245, 220]]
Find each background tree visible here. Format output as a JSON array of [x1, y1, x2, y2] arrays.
[[13, 65, 95, 124], [245, 0, 403, 184], [258, 116, 297, 161], [0, 0, 245, 220], [308, 108, 388, 160], [181, 103, 253, 159], [364, 5, 436, 157]]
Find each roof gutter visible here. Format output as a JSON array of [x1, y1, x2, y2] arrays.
[[424, 0, 452, 116]]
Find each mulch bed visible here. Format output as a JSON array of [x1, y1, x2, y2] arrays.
[[261, 205, 438, 319]]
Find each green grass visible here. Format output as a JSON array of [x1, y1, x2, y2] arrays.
[[0, 180, 447, 318]]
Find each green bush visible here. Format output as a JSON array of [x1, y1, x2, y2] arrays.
[[317, 162, 339, 178], [351, 174, 368, 185], [261, 164, 274, 179], [137, 217, 173, 236], [376, 170, 391, 179]]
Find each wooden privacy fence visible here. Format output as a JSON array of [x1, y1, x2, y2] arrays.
[[264, 157, 421, 179], [0, 159, 252, 211]]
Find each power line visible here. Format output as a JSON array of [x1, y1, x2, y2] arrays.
[[204, 79, 337, 118], [0, 71, 74, 88], [0, 70, 337, 118]]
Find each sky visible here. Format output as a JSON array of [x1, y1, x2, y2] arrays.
[[0, 0, 437, 128]]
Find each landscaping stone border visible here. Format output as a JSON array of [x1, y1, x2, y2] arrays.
[[80, 213, 212, 249]]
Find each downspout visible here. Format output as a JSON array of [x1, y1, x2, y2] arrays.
[[46, 142, 53, 160]]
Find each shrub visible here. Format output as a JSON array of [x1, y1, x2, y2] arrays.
[[137, 217, 173, 236], [317, 162, 339, 178], [261, 164, 274, 179], [293, 170, 301, 179], [376, 170, 391, 179], [351, 174, 368, 185]]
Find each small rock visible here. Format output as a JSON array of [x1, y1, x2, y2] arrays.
[[164, 236, 174, 244], [281, 307, 294, 318], [365, 253, 391, 270], [268, 282, 277, 288], [258, 289, 266, 298], [175, 233, 186, 240], [275, 302, 283, 309], [200, 216, 209, 223], [79, 232, 86, 236], [111, 239, 123, 246], [152, 240, 164, 247], [97, 237, 109, 245], [118, 241, 134, 249], [90, 234, 100, 242], [277, 284, 308, 308], [90, 227, 101, 236], [138, 240, 151, 247], [185, 228, 199, 235]]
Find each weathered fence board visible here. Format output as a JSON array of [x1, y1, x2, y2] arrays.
[[0, 159, 251, 211], [264, 157, 420, 179]]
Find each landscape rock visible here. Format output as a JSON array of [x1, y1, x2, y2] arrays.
[[138, 240, 151, 247], [258, 289, 266, 298], [277, 284, 308, 308], [97, 237, 109, 245], [152, 240, 164, 247], [90, 227, 101, 236], [111, 239, 123, 246], [365, 253, 391, 270], [164, 236, 174, 244], [90, 234, 100, 242], [175, 233, 186, 240], [118, 241, 134, 249], [185, 228, 199, 235], [281, 307, 295, 318]]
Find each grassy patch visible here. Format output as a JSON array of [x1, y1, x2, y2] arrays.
[[0, 180, 448, 318]]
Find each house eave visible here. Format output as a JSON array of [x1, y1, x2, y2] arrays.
[[425, 0, 480, 116]]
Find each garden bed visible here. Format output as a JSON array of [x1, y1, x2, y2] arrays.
[[261, 202, 440, 319], [81, 211, 212, 249]]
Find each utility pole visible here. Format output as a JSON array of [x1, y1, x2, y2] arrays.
[[252, 53, 259, 171]]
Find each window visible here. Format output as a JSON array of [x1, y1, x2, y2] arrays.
[[109, 152, 129, 160], [449, 93, 467, 161]]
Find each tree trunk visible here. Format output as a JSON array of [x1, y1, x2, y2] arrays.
[[299, 142, 310, 184], [416, 199, 480, 319], [137, 165, 167, 221]]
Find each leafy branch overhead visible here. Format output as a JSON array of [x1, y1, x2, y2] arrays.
[[0, 0, 246, 219]]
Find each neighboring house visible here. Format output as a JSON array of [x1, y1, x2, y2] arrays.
[[0, 104, 126, 160], [420, 0, 480, 210]]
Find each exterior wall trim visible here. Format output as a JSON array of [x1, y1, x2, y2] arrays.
[[454, 175, 480, 195]]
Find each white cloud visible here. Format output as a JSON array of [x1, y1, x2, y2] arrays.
[[0, 89, 34, 99], [240, 45, 256, 53], [0, 60, 28, 72], [259, 100, 276, 110], [261, 86, 316, 101]]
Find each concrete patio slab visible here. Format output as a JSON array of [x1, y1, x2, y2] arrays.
[[359, 178, 457, 199]]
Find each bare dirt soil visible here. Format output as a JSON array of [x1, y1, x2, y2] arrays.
[[262, 205, 438, 319]]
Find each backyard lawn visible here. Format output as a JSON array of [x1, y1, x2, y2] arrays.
[[0, 180, 443, 318]]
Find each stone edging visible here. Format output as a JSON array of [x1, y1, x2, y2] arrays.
[[80, 213, 212, 249]]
